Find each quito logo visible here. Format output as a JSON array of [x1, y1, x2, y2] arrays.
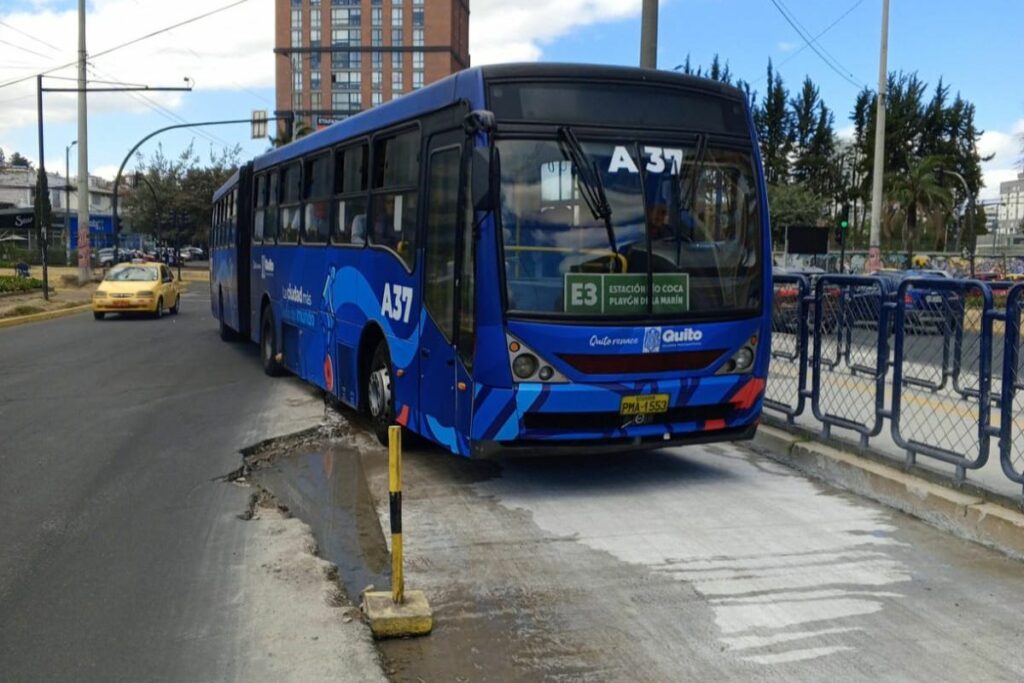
[[663, 327, 703, 344]]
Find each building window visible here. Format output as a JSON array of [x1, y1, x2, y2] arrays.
[[412, 71, 423, 90], [371, 28, 383, 46], [391, 7, 403, 26], [331, 7, 360, 26], [331, 28, 360, 46], [311, 69, 321, 90], [391, 70, 403, 93], [331, 51, 361, 69], [391, 28, 403, 45], [331, 91, 362, 111], [372, 92, 382, 106], [412, 51, 424, 69], [413, 28, 424, 46], [391, 51, 402, 69], [412, 8, 424, 27], [372, 7, 382, 26], [331, 70, 361, 90], [372, 51, 382, 68], [311, 91, 322, 111], [371, 70, 382, 89], [293, 71, 303, 92]]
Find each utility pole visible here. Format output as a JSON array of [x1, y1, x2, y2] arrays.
[[36, 75, 49, 301], [76, 0, 90, 284], [640, 0, 658, 69], [65, 140, 76, 264], [867, 0, 889, 273]]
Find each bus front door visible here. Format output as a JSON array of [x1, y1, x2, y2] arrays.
[[418, 134, 466, 452]]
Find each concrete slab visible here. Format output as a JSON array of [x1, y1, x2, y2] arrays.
[[363, 590, 433, 639]]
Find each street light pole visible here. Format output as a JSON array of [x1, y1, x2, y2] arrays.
[[867, 0, 890, 273], [36, 74, 49, 301], [640, 0, 658, 69]]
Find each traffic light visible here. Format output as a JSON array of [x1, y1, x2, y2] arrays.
[[835, 202, 850, 245]]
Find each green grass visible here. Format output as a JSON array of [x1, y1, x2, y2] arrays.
[[1, 305, 45, 318]]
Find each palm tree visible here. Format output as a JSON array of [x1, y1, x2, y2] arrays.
[[267, 119, 314, 149], [887, 156, 952, 264]]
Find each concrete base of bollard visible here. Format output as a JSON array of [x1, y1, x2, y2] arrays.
[[363, 590, 433, 639]]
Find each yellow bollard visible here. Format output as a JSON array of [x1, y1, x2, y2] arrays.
[[389, 425, 404, 604], [362, 424, 432, 638]]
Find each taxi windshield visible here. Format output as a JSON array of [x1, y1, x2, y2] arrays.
[[106, 267, 158, 282]]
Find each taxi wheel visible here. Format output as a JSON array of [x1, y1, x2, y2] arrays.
[[93, 312, 105, 320], [170, 294, 180, 315], [154, 297, 164, 319]]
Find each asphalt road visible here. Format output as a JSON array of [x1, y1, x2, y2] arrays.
[[0, 292, 324, 680]]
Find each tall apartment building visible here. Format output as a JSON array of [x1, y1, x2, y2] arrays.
[[998, 171, 1024, 234], [274, 0, 470, 136]]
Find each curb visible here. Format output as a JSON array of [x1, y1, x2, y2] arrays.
[[752, 424, 1024, 562], [0, 303, 93, 329]]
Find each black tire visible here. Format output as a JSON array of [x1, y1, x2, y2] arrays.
[[154, 297, 164, 319], [170, 294, 180, 315], [93, 312, 105, 320], [260, 308, 284, 377], [367, 341, 396, 445]]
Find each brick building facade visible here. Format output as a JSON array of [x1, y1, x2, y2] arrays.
[[274, 0, 470, 135]]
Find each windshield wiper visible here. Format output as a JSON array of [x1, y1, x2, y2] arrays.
[[679, 133, 709, 213], [557, 126, 618, 259]]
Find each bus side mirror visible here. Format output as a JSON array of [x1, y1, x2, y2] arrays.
[[471, 146, 499, 212]]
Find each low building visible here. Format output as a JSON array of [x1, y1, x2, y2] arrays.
[[998, 171, 1024, 234]]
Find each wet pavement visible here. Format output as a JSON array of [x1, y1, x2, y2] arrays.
[[256, 425, 1024, 682]]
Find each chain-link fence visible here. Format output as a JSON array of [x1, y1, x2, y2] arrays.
[[766, 273, 1021, 498]]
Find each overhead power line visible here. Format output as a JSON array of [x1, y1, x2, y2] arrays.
[[0, 19, 63, 52], [766, 0, 865, 89], [776, 0, 865, 71], [0, 36, 51, 60], [0, 0, 251, 91]]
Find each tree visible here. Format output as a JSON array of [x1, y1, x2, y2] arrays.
[[767, 183, 824, 246], [123, 142, 241, 247], [887, 156, 952, 261], [268, 119, 313, 149], [34, 168, 53, 255], [9, 151, 32, 169], [755, 60, 793, 185]]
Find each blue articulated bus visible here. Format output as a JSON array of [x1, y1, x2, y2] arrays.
[[211, 63, 772, 457]]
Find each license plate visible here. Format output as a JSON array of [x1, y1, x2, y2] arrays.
[[620, 394, 670, 416], [113, 301, 132, 307]]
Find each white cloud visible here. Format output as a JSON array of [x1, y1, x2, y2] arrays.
[[836, 124, 856, 142], [777, 41, 798, 53], [469, 0, 644, 65], [92, 164, 119, 181], [977, 118, 1024, 200], [0, 0, 275, 153]]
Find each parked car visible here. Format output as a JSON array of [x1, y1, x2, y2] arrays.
[[92, 262, 181, 320], [96, 248, 116, 267]]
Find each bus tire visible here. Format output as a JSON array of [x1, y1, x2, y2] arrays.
[[261, 308, 284, 377], [367, 340, 395, 445]]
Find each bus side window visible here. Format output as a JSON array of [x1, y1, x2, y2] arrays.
[[254, 174, 266, 243], [370, 129, 419, 268], [333, 142, 368, 245], [303, 154, 331, 244], [279, 163, 302, 244], [265, 172, 280, 243]]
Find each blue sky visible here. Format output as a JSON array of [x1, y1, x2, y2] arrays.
[[1, 0, 1021, 197]]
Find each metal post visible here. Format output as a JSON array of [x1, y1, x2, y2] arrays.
[[969, 194, 976, 277], [36, 74, 49, 301], [388, 425, 404, 604], [65, 140, 76, 266], [867, 0, 890, 273], [77, 0, 90, 283], [640, 0, 658, 69]]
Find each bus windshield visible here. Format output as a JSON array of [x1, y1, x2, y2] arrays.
[[497, 137, 762, 319]]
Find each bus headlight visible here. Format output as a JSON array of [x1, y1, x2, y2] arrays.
[[716, 336, 758, 375], [512, 354, 539, 379], [506, 334, 568, 383]]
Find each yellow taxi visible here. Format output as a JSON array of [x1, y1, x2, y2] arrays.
[[92, 262, 181, 320]]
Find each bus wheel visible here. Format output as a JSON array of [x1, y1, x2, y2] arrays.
[[261, 309, 284, 377], [367, 341, 395, 445]]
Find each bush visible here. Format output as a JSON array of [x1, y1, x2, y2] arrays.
[[0, 276, 45, 294]]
